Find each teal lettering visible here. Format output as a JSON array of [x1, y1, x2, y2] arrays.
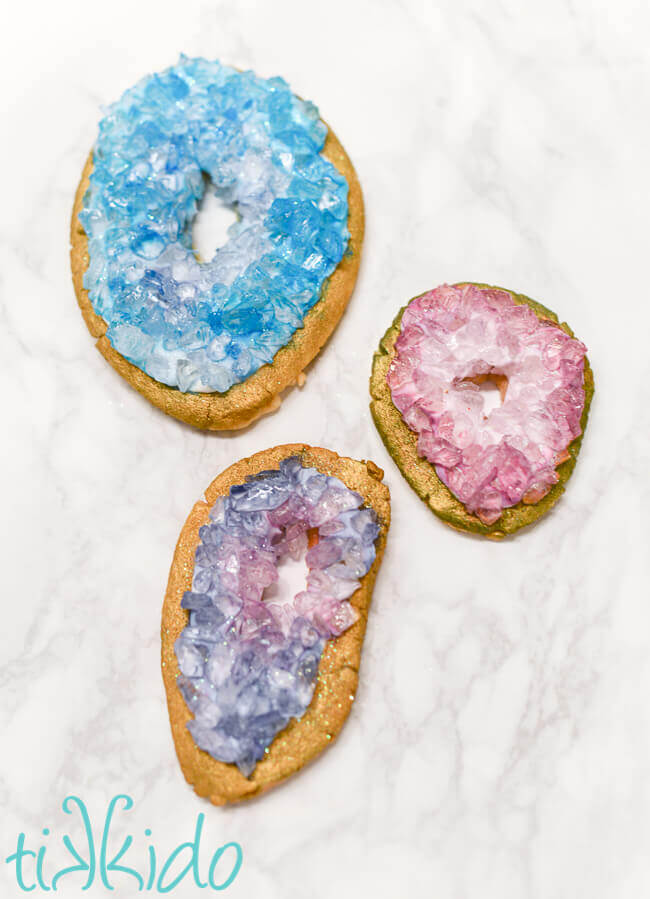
[[51, 796, 95, 890], [208, 843, 243, 891], [157, 813, 207, 892], [145, 830, 156, 891], [5, 833, 36, 892], [36, 830, 50, 892], [100, 794, 143, 891]]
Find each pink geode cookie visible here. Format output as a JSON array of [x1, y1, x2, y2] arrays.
[[370, 283, 594, 536]]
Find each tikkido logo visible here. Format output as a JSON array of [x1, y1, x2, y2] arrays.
[[4, 795, 243, 893]]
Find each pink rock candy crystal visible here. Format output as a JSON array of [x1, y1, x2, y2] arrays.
[[387, 284, 587, 524]]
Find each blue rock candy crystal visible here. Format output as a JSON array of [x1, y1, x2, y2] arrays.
[[174, 457, 380, 776], [80, 58, 349, 392]]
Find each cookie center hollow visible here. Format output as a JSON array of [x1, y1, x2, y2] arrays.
[[192, 174, 239, 263], [462, 372, 508, 416], [263, 544, 311, 609]]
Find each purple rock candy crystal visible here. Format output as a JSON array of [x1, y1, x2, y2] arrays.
[[174, 457, 379, 775]]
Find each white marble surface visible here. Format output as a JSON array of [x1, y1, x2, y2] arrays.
[[1, 0, 649, 895]]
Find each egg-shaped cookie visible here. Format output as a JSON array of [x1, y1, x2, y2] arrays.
[[162, 444, 390, 804]]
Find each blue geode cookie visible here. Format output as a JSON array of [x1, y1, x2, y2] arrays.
[[71, 58, 363, 426]]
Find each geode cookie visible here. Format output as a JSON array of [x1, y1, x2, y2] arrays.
[[71, 58, 364, 430], [370, 283, 593, 538], [162, 444, 390, 804]]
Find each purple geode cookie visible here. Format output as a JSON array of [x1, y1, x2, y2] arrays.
[[174, 455, 380, 775]]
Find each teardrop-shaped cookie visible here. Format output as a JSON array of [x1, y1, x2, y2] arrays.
[[162, 444, 390, 804]]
